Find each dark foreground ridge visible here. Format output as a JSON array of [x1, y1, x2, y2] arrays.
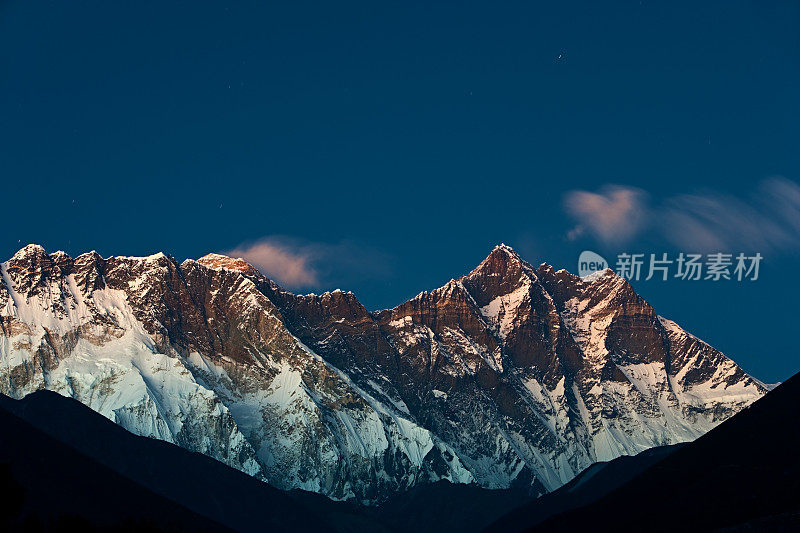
[[485, 443, 683, 532], [0, 390, 361, 533], [0, 395, 229, 532]]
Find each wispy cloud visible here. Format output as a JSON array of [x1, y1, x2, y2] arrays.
[[662, 178, 800, 252], [225, 239, 319, 287], [564, 185, 649, 245], [564, 177, 800, 253], [224, 236, 392, 290]]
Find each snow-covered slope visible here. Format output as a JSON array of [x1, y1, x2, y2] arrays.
[[0, 244, 766, 503]]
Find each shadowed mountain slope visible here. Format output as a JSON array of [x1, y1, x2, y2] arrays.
[[485, 443, 683, 532], [0, 399, 228, 532], [0, 390, 370, 533]]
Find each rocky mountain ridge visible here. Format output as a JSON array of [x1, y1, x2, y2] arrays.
[[0, 243, 766, 503]]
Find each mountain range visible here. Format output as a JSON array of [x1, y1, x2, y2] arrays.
[[0, 243, 766, 503]]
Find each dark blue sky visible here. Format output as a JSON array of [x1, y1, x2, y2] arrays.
[[2, 1, 799, 382]]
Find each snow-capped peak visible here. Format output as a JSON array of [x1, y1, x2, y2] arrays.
[[11, 243, 47, 260], [581, 267, 615, 282], [489, 243, 522, 261], [197, 253, 261, 277]]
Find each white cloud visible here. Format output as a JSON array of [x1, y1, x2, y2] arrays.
[[224, 236, 392, 290], [564, 185, 649, 245], [225, 239, 318, 287], [564, 177, 800, 253], [661, 178, 800, 252]]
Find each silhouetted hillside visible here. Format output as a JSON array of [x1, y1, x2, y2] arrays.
[[485, 443, 682, 531], [0, 391, 369, 533], [0, 403, 228, 531]]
